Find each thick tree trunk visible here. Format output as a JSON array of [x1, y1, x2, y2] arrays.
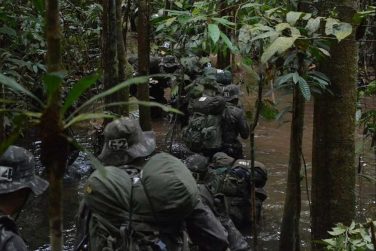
[[104, 0, 120, 116], [137, 0, 152, 131], [116, 0, 129, 116], [311, 0, 358, 249], [41, 1, 68, 251], [279, 85, 305, 251]]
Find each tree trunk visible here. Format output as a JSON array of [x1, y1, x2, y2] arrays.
[[216, 0, 231, 69], [311, 0, 358, 249], [279, 84, 305, 251], [104, 0, 120, 116], [41, 1, 68, 251], [116, 0, 129, 116], [137, 0, 152, 131]]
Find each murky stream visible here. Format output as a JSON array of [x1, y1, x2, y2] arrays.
[[15, 97, 376, 251]]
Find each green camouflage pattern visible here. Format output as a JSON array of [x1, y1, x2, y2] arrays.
[[182, 113, 223, 152], [0, 216, 28, 251], [0, 145, 48, 195], [98, 118, 156, 166]]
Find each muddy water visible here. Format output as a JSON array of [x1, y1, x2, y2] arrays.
[[17, 98, 376, 251]]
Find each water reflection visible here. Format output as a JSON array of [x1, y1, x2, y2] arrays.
[[15, 101, 376, 251]]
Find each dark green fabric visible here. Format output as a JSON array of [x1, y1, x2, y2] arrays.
[[141, 153, 199, 222], [182, 113, 222, 152], [190, 96, 225, 115], [84, 166, 132, 251], [84, 166, 132, 226]]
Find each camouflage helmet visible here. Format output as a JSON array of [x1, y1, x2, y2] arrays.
[[212, 152, 235, 168], [98, 118, 156, 166], [223, 84, 241, 101], [184, 154, 209, 173], [0, 145, 48, 195]]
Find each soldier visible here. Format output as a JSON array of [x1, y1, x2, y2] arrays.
[[75, 118, 229, 251], [221, 84, 250, 159], [0, 145, 49, 250]]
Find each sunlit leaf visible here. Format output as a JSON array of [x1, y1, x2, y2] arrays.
[[261, 36, 298, 64], [208, 23, 220, 43], [305, 17, 322, 34], [286, 11, 303, 26]]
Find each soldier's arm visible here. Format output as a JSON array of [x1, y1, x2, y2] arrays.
[[185, 200, 229, 251]]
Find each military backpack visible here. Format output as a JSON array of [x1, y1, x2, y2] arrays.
[[182, 96, 225, 153]]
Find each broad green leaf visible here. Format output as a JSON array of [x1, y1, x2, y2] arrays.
[[309, 71, 330, 83], [286, 11, 303, 26], [305, 17, 322, 34], [62, 73, 100, 114], [208, 23, 220, 43], [261, 36, 298, 64], [275, 73, 294, 86], [325, 18, 352, 41], [251, 31, 279, 42], [174, 2, 183, 8], [65, 113, 116, 128], [309, 75, 329, 88], [164, 17, 177, 27], [67, 76, 149, 120], [328, 227, 346, 236], [302, 13, 312, 20], [333, 23, 353, 42], [0, 73, 44, 107], [323, 238, 337, 246], [220, 32, 238, 52], [212, 17, 235, 27], [325, 18, 339, 35], [298, 76, 311, 101]]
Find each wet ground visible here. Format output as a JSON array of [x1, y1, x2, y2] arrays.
[[16, 97, 376, 251]]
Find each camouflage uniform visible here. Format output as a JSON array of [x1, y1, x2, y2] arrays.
[[76, 118, 229, 251], [221, 85, 249, 159], [0, 146, 49, 250]]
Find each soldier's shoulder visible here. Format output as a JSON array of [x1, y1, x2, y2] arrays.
[[0, 216, 27, 251]]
